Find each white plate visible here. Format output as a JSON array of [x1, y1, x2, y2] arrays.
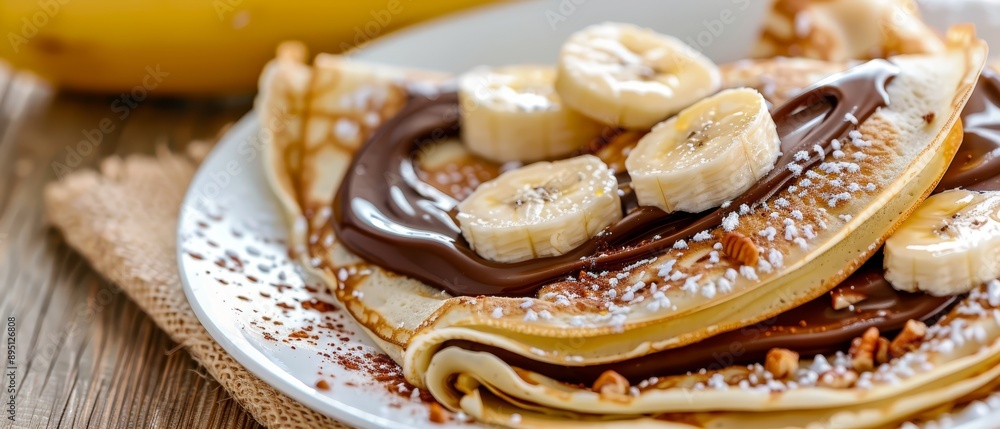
[[178, 1, 1000, 427]]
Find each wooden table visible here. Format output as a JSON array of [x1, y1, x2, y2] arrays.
[[0, 67, 264, 428]]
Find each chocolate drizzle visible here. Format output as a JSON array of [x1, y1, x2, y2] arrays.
[[938, 70, 1000, 192], [334, 60, 900, 297]]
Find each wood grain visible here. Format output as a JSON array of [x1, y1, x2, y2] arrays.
[[0, 69, 264, 429]]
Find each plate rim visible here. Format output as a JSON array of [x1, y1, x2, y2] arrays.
[[178, 115, 423, 429], [178, 3, 535, 427]]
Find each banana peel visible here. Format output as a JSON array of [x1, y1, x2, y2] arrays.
[[0, 0, 494, 95]]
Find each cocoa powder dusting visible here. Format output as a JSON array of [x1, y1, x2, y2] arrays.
[[301, 298, 339, 313], [333, 350, 434, 403]]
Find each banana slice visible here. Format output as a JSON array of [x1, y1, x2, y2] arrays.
[[555, 22, 721, 129], [884, 190, 1000, 296], [459, 65, 604, 163], [624, 88, 780, 214], [456, 155, 621, 263]]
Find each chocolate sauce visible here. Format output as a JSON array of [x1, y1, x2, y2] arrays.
[[334, 60, 900, 297], [938, 70, 1000, 192]]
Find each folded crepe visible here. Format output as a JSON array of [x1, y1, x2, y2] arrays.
[[254, 18, 997, 429], [752, 0, 945, 61]]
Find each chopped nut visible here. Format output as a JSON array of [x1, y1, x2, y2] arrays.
[[428, 402, 450, 424], [849, 327, 880, 371], [890, 319, 928, 358], [816, 369, 859, 388], [831, 290, 867, 310], [592, 370, 630, 400], [875, 337, 891, 364], [765, 348, 799, 379], [722, 232, 759, 267]]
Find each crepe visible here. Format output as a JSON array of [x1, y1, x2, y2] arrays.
[[255, 21, 994, 429], [752, 0, 945, 61], [720, 57, 848, 106], [255, 43, 449, 357]]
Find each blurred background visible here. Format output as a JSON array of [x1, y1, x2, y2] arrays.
[[1, 0, 997, 97], [0, 0, 495, 95]]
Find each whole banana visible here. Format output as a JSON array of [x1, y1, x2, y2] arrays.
[[0, 0, 492, 95]]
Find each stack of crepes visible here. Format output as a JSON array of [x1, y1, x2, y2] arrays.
[[254, 0, 1000, 427]]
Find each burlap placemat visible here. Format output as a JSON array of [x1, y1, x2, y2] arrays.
[[43, 143, 348, 429]]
